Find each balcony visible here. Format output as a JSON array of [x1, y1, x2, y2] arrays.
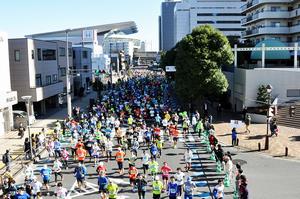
[[290, 8, 300, 18], [241, 0, 291, 13], [290, 24, 300, 34], [242, 11, 290, 25], [31, 81, 64, 102], [242, 26, 290, 37]]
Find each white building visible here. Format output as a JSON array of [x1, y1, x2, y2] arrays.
[[8, 38, 72, 115], [0, 32, 18, 134], [174, 0, 245, 44], [103, 34, 141, 65], [241, 0, 300, 45]]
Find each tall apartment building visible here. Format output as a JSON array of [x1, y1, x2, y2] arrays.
[[241, 0, 300, 45], [174, 0, 245, 44], [159, 0, 178, 51], [9, 39, 72, 115], [0, 32, 18, 134]]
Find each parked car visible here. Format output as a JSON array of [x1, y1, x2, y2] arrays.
[[13, 110, 36, 129]]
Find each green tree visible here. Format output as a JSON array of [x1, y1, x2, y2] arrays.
[[159, 44, 178, 69], [174, 25, 233, 106], [256, 85, 270, 106]]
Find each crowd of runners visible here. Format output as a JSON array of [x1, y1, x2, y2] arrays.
[[1, 71, 248, 199]]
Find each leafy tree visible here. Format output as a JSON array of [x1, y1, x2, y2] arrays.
[[256, 85, 271, 106], [159, 44, 178, 69], [174, 25, 233, 106]]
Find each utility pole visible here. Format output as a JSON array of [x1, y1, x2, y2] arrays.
[[65, 29, 72, 117]]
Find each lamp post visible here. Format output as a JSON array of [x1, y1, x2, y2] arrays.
[[65, 29, 72, 117], [265, 84, 273, 150], [21, 96, 33, 159]]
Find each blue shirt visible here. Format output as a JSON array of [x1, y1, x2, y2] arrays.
[[167, 182, 178, 196], [40, 168, 52, 180], [232, 130, 237, 140], [54, 141, 61, 150], [98, 176, 109, 187], [14, 193, 30, 199], [150, 145, 158, 155]]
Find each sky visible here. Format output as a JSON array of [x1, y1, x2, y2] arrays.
[[0, 0, 163, 51]]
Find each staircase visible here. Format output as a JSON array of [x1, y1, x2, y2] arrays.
[[276, 104, 300, 129]]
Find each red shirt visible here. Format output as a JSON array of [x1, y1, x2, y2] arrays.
[[161, 165, 172, 177]]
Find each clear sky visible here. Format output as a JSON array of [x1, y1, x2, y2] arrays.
[[0, 0, 163, 51]]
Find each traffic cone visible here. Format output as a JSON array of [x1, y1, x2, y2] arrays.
[[206, 145, 212, 153], [216, 161, 222, 173], [233, 190, 239, 199], [224, 173, 230, 187], [210, 152, 216, 161]]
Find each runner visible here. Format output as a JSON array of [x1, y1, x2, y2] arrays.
[[183, 177, 196, 199], [98, 171, 109, 199], [142, 150, 150, 175], [14, 187, 30, 199], [107, 179, 119, 199], [184, 148, 193, 172], [149, 158, 159, 179], [161, 162, 172, 189], [53, 158, 63, 182], [134, 174, 147, 199], [73, 162, 87, 191], [40, 164, 52, 195], [115, 147, 126, 174], [55, 182, 68, 199], [96, 162, 107, 174], [128, 164, 138, 186], [175, 167, 185, 197], [91, 142, 101, 167], [76, 144, 87, 164], [152, 176, 164, 199], [150, 142, 158, 160], [156, 136, 164, 158], [60, 148, 69, 169], [167, 176, 179, 199]]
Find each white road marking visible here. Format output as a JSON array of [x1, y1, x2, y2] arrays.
[[66, 180, 98, 198], [109, 178, 130, 185]]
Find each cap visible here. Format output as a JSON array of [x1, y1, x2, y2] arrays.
[[155, 176, 159, 181]]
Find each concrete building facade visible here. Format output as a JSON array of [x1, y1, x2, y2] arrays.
[[174, 0, 246, 44], [0, 32, 18, 134], [8, 38, 72, 115], [241, 0, 300, 45], [72, 47, 92, 96]]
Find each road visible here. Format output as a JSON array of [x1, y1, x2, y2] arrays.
[[22, 129, 220, 199]]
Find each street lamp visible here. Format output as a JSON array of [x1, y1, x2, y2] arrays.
[[21, 95, 33, 159], [65, 29, 72, 117], [265, 84, 273, 150]]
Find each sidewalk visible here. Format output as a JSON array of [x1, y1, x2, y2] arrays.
[[213, 118, 300, 160], [0, 91, 97, 171]]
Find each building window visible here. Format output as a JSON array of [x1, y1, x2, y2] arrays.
[[216, 21, 241, 24], [270, 22, 281, 27], [36, 74, 42, 87], [83, 65, 88, 72], [53, 74, 58, 83], [69, 48, 72, 57], [218, 28, 245, 31], [297, 36, 300, 42], [31, 50, 34, 59], [59, 47, 65, 56], [73, 50, 76, 58], [271, 6, 281, 12], [37, 48, 41, 61], [60, 68, 66, 77], [82, 51, 88, 59], [216, 13, 241, 16], [197, 13, 213, 16], [14, 50, 20, 61], [287, 89, 300, 97], [45, 75, 51, 85], [197, 21, 215, 24], [42, 49, 56, 60]]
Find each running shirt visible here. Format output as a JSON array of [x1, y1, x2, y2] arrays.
[[167, 182, 178, 197], [175, 172, 185, 185], [98, 176, 108, 188], [149, 161, 159, 173], [115, 151, 125, 162], [161, 165, 172, 177], [184, 181, 196, 196], [185, 150, 193, 163], [76, 148, 87, 161], [56, 187, 68, 199], [107, 183, 119, 199], [152, 181, 163, 195], [40, 168, 52, 181], [30, 181, 43, 195], [142, 153, 150, 165], [53, 161, 63, 172]]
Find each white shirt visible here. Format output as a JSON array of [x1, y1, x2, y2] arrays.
[[225, 159, 233, 174], [114, 120, 120, 128], [56, 187, 68, 198], [142, 153, 150, 165], [162, 119, 168, 127], [175, 172, 185, 185], [214, 184, 224, 198], [53, 161, 62, 172], [106, 141, 113, 151], [185, 150, 193, 162], [31, 181, 43, 195]]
